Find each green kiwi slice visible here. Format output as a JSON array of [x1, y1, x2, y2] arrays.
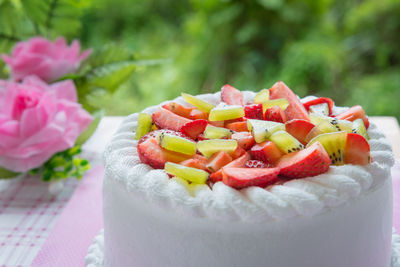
[[352, 118, 369, 140], [269, 130, 304, 154], [307, 131, 347, 165], [309, 113, 353, 133], [309, 103, 329, 116], [247, 119, 285, 143]]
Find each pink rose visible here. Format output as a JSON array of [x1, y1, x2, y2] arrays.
[[0, 76, 93, 172], [2, 37, 91, 82]]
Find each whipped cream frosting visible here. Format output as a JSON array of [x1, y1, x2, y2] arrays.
[[103, 91, 395, 222]]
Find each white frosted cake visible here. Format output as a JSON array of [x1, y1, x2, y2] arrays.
[[94, 83, 395, 266]]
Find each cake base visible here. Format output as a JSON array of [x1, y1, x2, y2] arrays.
[[85, 229, 400, 267]]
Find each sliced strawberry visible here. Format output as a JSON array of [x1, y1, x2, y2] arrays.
[[229, 146, 246, 159], [277, 142, 331, 178], [152, 107, 192, 131], [335, 105, 369, 129], [137, 138, 191, 169], [245, 160, 267, 168], [264, 106, 287, 123], [345, 133, 371, 165], [269, 81, 310, 121], [221, 84, 244, 106], [209, 153, 250, 183], [285, 119, 315, 145], [231, 132, 255, 150], [244, 104, 263, 120], [222, 167, 280, 189], [180, 154, 209, 171], [225, 121, 248, 132], [181, 119, 208, 139], [162, 102, 194, 118], [189, 109, 209, 120], [206, 151, 233, 172], [303, 97, 334, 115], [224, 117, 246, 125], [251, 141, 283, 164], [208, 120, 225, 127]]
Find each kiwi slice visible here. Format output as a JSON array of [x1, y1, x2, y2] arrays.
[[309, 103, 329, 116], [304, 120, 337, 143], [352, 118, 369, 140], [135, 113, 153, 140], [269, 130, 304, 154], [307, 131, 347, 165], [247, 119, 285, 143], [309, 113, 353, 133]]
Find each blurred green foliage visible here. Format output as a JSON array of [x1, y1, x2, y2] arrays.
[[1, 0, 400, 118]]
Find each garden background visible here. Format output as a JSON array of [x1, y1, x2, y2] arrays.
[[1, 0, 399, 118]]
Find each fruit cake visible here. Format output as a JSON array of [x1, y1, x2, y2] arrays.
[[101, 82, 394, 267]]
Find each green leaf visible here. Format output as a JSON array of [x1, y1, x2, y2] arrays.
[[0, 166, 20, 179], [75, 109, 104, 145]]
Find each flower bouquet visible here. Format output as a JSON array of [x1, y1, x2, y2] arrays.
[[0, 37, 137, 187]]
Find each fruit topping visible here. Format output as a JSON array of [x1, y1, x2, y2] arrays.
[[203, 125, 232, 139], [164, 162, 209, 184], [221, 84, 244, 105], [309, 113, 353, 133], [304, 120, 339, 143], [254, 89, 269, 104], [251, 141, 284, 164], [222, 167, 280, 189], [162, 102, 194, 118], [189, 109, 209, 120], [247, 119, 285, 143], [277, 142, 331, 178], [268, 130, 304, 154], [245, 160, 267, 168], [197, 139, 238, 158], [180, 119, 208, 139], [180, 155, 208, 172], [209, 153, 250, 183], [206, 151, 233, 172], [225, 121, 248, 132], [264, 106, 287, 123], [262, 98, 289, 113], [208, 105, 245, 121], [135, 113, 153, 140], [285, 119, 315, 145], [152, 107, 192, 131], [269, 81, 310, 121], [303, 97, 334, 115], [182, 93, 215, 113], [307, 131, 347, 165], [231, 132, 255, 150], [345, 133, 371, 165], [229, 146, 246, 159], [138, 137, 191, 169], [244, 104, 263, 120], [352, 118, 369, 140], [335, 105, 369, 129], [158, 132, 197, 155]]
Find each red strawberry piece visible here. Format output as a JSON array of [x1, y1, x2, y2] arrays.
[[206, 151, 233, 172], [189, 109, 209, 120], [137, 137, 191, 169], [229, 145, 246, 159], [224, 117, 246, 125], [231, 132, 255, 150], [196, 133, 209, 141], [245, 160, 267, 168], [208, 120, 225, 127], [138, 129, 188, 144], [181, 119, 208, 139], [221, 84, 244, 105], [225, 121, 248, 132], [345, 133, 371, 165], [152, 107, 192, 131], [264, 106, 287, 123], [251, 141, 284, 165], [244, 104, 263, 120], [269, 81, 310, 121], [277, 142, 331, 178], [222, 167, 280, 189], [303, 97, 334, 115], [285, 119, 315, 145], [180, 154, 209, 172], [209, 153, 250, 183], [335, 105, 369, 129], [162, 102, 194, 118]]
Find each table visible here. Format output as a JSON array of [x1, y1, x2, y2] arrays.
[[0, 116, 399, 267]]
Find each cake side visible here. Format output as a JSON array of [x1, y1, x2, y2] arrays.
[[103, 91, 395, 222]]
